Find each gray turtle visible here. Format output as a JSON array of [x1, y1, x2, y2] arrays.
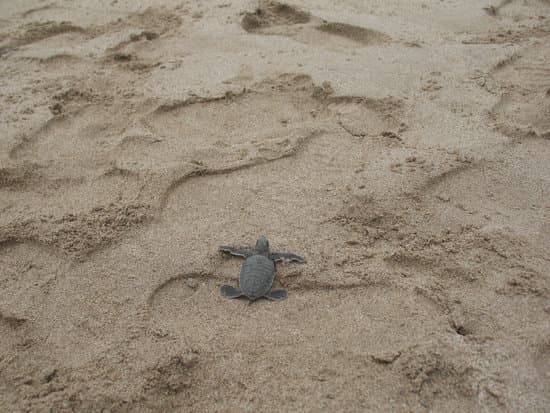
[[219, 236, 305, 302]]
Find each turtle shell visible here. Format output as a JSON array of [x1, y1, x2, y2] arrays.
[[239, 254, 275, 300]]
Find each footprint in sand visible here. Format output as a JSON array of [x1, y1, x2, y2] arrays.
[[534, 341, 550, 383], [240, 1, 391, 49], [0, 242, 68, 349], [3, 74, 403, 260], [3, 6, 181, 62], [488, 41, 550, 139], [118, 74, 401, 175]]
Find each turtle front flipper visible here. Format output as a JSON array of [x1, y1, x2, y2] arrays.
[[219, 246, 255, 258], [220, 285, 244, 299], [270, 253, 305, 263], [264, 289, 288, 301]]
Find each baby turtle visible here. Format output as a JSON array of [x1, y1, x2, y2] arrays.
[[219, 236, 305, 303]]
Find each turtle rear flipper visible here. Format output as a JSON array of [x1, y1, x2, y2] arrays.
[[270, 252, 305, 263], [264, 289, 288, 301], [221, 285, 244, 299], [219, 246, 255, 258]]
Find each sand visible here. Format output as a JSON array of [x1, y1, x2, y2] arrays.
[[0, 0, 549, 411]]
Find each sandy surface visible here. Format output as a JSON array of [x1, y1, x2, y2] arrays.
[[0, 0, 549, 411]]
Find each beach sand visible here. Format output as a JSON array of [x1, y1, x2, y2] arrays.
[[0, 0, 549, 411]]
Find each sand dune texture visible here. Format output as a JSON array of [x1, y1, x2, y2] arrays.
[[1, 0, 549, 411]]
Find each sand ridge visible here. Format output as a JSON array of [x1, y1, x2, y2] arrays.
[[0, 0, 549, 411]]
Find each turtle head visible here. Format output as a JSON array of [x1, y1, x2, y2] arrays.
[[255, 236, 269, 255]]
